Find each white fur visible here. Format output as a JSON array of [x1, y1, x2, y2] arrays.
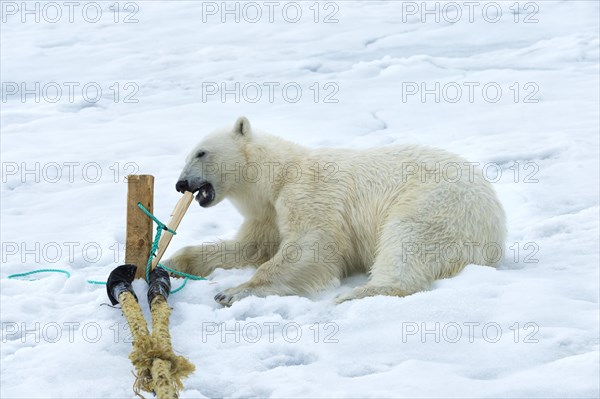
[[164, 117, 506, 305]]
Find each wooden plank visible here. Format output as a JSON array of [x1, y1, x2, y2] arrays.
[[125, 175, 154, 280], [151, 191, 194, 270]]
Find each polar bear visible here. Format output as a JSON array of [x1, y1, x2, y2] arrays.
[[164, 117, 506, 305]]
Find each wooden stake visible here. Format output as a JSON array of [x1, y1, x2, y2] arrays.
[[151, 191, 194, 270], [125, 175, 154, 280]]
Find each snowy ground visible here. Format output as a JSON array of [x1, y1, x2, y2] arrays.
[[1, 1, 599, 397]]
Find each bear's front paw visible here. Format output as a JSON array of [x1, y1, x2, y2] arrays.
[[161, 252, 213, 278], [160, 257, 192, 275], [214, 284, 257, 306]]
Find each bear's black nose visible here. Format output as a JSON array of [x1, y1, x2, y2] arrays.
[[176, 180, 189, 193]]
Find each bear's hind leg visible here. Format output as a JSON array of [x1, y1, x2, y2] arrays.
[[336, 218, 435, 303]]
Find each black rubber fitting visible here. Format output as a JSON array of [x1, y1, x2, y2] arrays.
[[147, 267, 171, 307], [106, 264, 138, 305]]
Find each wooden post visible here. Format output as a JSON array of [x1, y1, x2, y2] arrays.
[[125, 175, 154, 280]]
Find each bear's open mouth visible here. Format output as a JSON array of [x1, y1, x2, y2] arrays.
[[195, 182, 215, 207]]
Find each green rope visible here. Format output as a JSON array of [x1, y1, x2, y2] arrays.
[[146, 224, 165, 283], [137, 202, 176, 235], [7, 204, 206, 294], [6, 270, 201, 293], [171, 277, 188, 294], [157, 264, 206, 295], [8, 269, 71, 280], [158, 263, 206, 281], [138, 202, 206, 290], [7, 269, 108, 285]]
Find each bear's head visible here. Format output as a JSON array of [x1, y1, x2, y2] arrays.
[[175, 116, 252, 207]]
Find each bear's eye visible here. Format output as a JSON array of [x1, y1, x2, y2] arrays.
[[196, 151, 206, 158]]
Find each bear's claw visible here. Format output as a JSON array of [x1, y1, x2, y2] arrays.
[[214, 286, 254, 306], [214, 292, 234, 306]]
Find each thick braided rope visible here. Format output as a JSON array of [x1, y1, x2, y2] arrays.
[[151, 359, 178, 399], [149, 296, 195, 398], [118, 292, 154, 394], [122, 294, 194, 398]]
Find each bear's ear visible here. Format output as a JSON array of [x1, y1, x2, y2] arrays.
[[233, 116, 251, 138]]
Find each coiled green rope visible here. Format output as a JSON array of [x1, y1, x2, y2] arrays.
[[7, 203, 205, 293], [137, 202, 206, 289], [7, 269, 71, 279]]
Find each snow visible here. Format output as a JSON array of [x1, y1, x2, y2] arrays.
[[1, 1, 599, 397]]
